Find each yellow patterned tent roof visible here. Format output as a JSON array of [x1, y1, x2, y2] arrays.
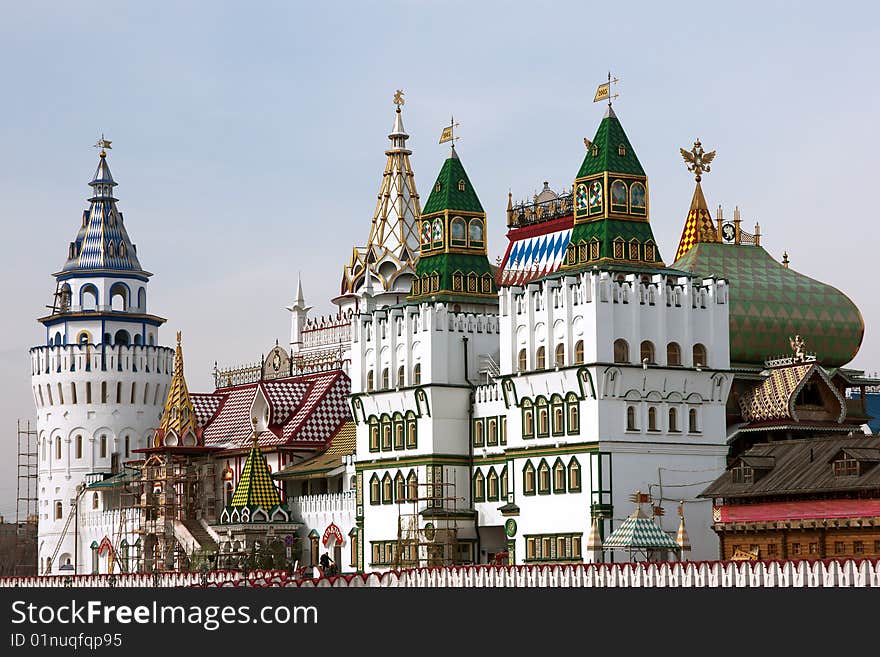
[[154, 332, 199, 447], [738, 363, 845, 423], [273, 422, 355, 479], [674, 181, 717, 262], [230, 444, 282, 509]]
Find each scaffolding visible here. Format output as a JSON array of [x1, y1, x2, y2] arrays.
[[15, 420, 38, 576], [393, 467, 463, 569], [134, 452, 218, 573]]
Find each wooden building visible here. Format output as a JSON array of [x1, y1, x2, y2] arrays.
[[700, 435, 880, 560]]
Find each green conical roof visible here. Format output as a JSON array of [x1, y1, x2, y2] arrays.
[[576, 106, 645, 179], [422, 149, 484, 215], [230, 445, 282, 509], [673, 242, 864, 367]]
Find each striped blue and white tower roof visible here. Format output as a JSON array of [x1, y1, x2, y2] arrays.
[[61, 140, 145, 275]]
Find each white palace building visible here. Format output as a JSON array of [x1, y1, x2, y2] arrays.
[[44, 91, 873, 577]]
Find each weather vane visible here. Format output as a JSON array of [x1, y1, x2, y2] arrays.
[[393, 89, 405, 107], [94, 133, 112, 157], [680, 139, 716, 182], [592, 72, 619, 106], [439, 115, 460, 146]]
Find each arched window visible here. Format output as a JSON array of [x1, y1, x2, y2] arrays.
[[55, 501, 63, 520], [566, 394, 579, 434], [124, 435, 130, 458], [100, 434, 107, 458], [407, 470, 418, 501], [114, 329, 130, 346], [626, 406, 637, 431], [55, 438, 61, 460], [693, 343, 707, 367], [536, 346, 546, 370], [667, 342, 681, 366], [382, 474, 393, 504], [613, 339, 630, 364], [81, 285, 98, 311], [92, 492, 99, 510], [450, 216, 467, 246], [555, 344, 565, 367], [395, 472, 406, 502], [412, 363, 421, 385], [522, 399, 534, 438], [110, 283, 128, 312], [366, 370, 374, 392], [468, 219, 484, 247], [648, 407, 658, 431], [689, 409, 699, 433], [630, 182, 647, 213], [553, 459, 566, 493], [487, 468, 499, 501], [551, 396, 564, 436], [397, 366, 405, 387], [75, 435, 82, 459], [381, 417, 392, 451], [574, 340, 584, 365], [501, 466, 509, 499], [640, 341, 655, 364], [406, 413, 417, 449], [568, 458, 582, 492], [137, 287, 146, 310], [536, 398, 549, 436], [381, 368, 389, 390], [431, 218, 444, 247], [420, 220, 431, 246], [393, 416, 404, 450], [368, 418, 379, 452], [369, 475, 380, 505], [523, 462, 536, 495], [611, 180, 628, 212], [473, 470, 485, 502], [518, 349, 527, 373], [537, 460, 550, 494], [669, 408, 679, 432]]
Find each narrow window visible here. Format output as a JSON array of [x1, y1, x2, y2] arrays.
[[688, 409, 699, 433], [575, 340, 584, 365], [555, 344, 565, 367], [86, 382, 92, 404], [553, 460, 566, 493], [473, 418, 484, 447], [381, 368, 389, 390], [626, 406, 637, 431], [523, 462, 536, 495], [366, 370, 374, 392], [567, 395, 580, 434], [669, 408, 678, 432], [92, 492, 99, 510], [142, 382, 148, 405], [693, 343, 707, 367], [57, 383, 64, 405], [613, 339, 629, 364], [55, 438, 62, 460], [55, 501, 63, 520], [70, 383, 77, 404], [369, 475, 380, 505], [101, 381, 107, 403], [75, 435, 82, 459], [130, 382, 136, 404], [100, 435, 107, 458], [116, 381, 122, 404], [536, 346, 546, 370], [473, 471, 485, 502], [124, 435, 130, 458], [568, 458, 581, 492], [412, 364, 421, 385], [487, 469, 499, 501], [648, 407, 658, 431], [395, 473, 406, 501], [518, 349, 527, 373], [501, 466, 509, 499], [397, 366, 405, 387], [667, 342, 681, 366], [538, 460, 550, 494], [640, 341, 655, 364]]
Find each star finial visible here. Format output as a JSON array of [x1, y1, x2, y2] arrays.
[[94, 133, 112, 158]]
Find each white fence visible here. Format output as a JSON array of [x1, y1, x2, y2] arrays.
[[3, 558, 880, 588]]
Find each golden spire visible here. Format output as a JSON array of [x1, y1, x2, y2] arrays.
[[154, 332, 199, 447], [676, 500, 691, 553], [674, 139, 719, 262]]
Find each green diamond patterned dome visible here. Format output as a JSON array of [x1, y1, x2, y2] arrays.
[[673, 243, 864, 367]]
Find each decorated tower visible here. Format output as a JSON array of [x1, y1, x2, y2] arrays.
[[408, 141, 496, 310], [31, 139, 173, 574]]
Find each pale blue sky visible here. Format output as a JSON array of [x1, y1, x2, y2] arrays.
[[1, 1, 879, 516]]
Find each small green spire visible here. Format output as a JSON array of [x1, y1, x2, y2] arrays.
[[576, 106, 645, 179], [421, 149, 484, 215]]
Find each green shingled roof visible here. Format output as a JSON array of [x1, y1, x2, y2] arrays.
[[411, 252, 496, 303], [568, 218, 663, 266], [422, 150, 485, 215], [576, 107, 645, 179], [673, 242, 864, 367]]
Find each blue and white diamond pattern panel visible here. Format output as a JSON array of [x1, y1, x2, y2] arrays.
[[501, 228, 572, 286]]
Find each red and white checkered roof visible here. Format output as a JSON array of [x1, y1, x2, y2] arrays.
[[192, 370, 351, 452]]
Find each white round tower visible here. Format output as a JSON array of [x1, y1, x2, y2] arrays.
[[32, 140, 173, 575]]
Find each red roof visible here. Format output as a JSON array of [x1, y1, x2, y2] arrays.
[[190, 370, 351, 452], [716, 499, 880, 523]]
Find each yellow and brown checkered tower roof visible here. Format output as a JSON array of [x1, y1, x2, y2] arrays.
[[230, 441, 282, 509], [154, 332, 200, 447], [674, 180, 717, 262]]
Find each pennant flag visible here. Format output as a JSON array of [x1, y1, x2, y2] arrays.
[[593, 82, 610, 103], [439, 126, 454, 144]]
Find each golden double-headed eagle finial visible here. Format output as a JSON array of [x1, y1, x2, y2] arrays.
[[393, 89, 405, 107], [680, 139, 716, 183]]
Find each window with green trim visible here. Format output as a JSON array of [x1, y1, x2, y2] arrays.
[[568, 457, 582, 492], [500, 417, 507, 445], [473, 470, 485, 502], [553, 458, 566, 494], [382, 473, 393, 504], [473, 418, 484, 447], [406, 414, 417, 449], [551, 396, 564, 436], [407, 470, 418, 501], [536, 398, 549, 437], [523, 462, 536, 496], [395, 472, 405, 501], [381, 418, 392, 451], [369, 474, 380, 505], [487, 468, 499, 501], [522, 400, 534, 439], [501, 466, 509, 499], [393, 416, 404, 450], [523, 532, 584, 563], [487, 417, 498, 446], [566, 394, 580, 434], [537, 460, 550, 494], [370, 541, 398, 566]]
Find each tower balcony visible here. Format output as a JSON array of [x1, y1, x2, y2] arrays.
[[30, 343, 174, 378]]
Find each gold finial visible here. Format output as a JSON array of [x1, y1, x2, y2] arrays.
[[393, 89, 405, 107], [680, 139, 716, 183], [94, 133, 112, 158], [176, 331, 182, 346], [782, 251, 789, 268], [678, 500, 684, 518]]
